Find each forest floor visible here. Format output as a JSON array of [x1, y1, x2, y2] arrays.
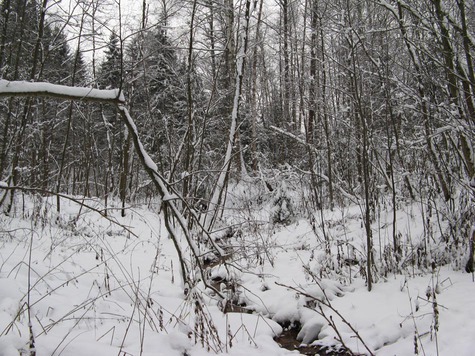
[[0, 186, 474, 355]]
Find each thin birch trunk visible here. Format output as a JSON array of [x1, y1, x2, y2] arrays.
[[204, 0, 254, 231]]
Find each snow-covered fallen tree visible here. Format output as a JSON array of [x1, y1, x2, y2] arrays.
[[0, 80, 124, 103], [0, 79, 225, 295]]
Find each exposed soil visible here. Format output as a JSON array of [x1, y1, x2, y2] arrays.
[[274, 327, 353, 356], [275, 328, 323, 355], [207, 261, 351, 355]]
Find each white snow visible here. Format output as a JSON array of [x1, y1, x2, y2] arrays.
[[0, 80, 124, 103], [0, 189, 474, 356], [162, 194, 179, 202]]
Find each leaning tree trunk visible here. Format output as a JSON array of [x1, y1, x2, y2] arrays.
[[0, 79, 226, 296], [204, 0, 254, 231]]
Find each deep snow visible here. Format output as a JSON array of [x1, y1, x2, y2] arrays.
[[0, 191, 474, 355]]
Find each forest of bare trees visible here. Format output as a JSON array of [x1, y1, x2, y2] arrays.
[[0, 0, 474, 354], [1, 0, 473, 277]]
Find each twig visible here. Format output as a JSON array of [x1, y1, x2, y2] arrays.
[[0, 185, 138, 238]]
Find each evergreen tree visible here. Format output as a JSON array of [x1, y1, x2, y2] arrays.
[[32, 25, 74, 190], [41, 26, 72, 83], [94, 31, 124, 202], [0, 0, 38, 80], [98, 31, 121, 89], [126, 27, 188, 174]]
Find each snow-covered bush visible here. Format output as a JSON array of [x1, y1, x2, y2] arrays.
[[270, 181, 295, 225]]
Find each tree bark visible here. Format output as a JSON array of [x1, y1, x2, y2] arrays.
[[204, 0, 254, 231]]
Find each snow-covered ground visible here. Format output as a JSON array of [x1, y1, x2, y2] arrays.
[[0, 190, 474, 355]]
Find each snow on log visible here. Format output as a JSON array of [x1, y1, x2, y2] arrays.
[[0, 80, 124, 103], [0, 79, 226, 292]]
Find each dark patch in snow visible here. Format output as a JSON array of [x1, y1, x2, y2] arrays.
[[275, 323, 354, 355]]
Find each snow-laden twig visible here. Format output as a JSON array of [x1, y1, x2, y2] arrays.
[[269, 125, 325, 152], [0, 185, 138, 237]]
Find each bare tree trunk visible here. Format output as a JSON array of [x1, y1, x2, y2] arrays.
[[455, 0, 475, 180], [396, 1, 451, 202], [56, 12, 84, 212], [204, 0, 254, 231], [319, 20, 334, 209], [182, 0, 198, 216], [7, 0, 49, 214], [352, 59, 373, 292], [0, 0, 11, 72], [307, 0, 317, 145], [249, 0, 263, 173], [119, 131, 131, 217], [345, 0, 373, 290], [281, 0, 291, 127], [207, 0, 216, 77]]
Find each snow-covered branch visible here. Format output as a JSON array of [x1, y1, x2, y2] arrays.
[[0, 79, 224, 296], [0, 80, 124, 103], [269, 125, 325, 153], [118, 104, 225, 296]]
